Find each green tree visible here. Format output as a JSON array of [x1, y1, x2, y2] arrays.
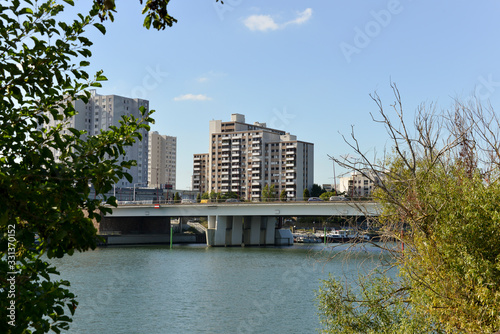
[[280, 189, 287, 201], [209, 190, 218, 201], [320, 85, 500, 333], [310, 183, 324, 197], [174, 192, 181, 203], [319, 191, 336, 201], [221, 191, 238, 200], [262, 184, 275, 202], [196, 193, 201, 203], [0, 0, 182, 332], [303, 188, 310, 201]]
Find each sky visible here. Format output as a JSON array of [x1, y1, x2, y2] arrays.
[[72, 0, 500, 189]]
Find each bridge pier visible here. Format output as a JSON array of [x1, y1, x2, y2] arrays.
[[206, 215, 279, 247]]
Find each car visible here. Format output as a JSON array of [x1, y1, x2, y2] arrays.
[[225, 198, 240, 203], [308, 197, 323, 202], [329, 196, 349, 201], [181, 198, 196, 204]]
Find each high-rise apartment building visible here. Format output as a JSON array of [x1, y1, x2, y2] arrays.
[[43, 90, 150, 187], [192, 153, 209, 194], [148, 131, 177, 189], [192, 114, 314, 200]]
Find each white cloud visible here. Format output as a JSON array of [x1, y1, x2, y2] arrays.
[[244, 15, 280, 32], [285, 8, 313, 26], [243, 8, 312, 32], [173, 94, 212, 101]]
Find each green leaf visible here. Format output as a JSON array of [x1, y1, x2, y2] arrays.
[[93, 23, 106, 34]]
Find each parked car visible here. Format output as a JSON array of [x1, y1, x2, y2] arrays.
[[308, 197, 323, 202], [225, 198, 240, 203]]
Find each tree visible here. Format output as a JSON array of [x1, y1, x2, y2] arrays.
[[221, 191, 238, 200], [280, 189, 287, 201], [319, 191, 336, 201], [0, 0, 183, 332], [310, 183, 324, 197], [262, 184, 275, 202], [196, 193, 201, 203], [173, 192, 180, 203], [319, 84, 500, 333], [303, 188, 310, 200]]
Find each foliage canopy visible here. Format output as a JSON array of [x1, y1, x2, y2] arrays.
[[319, 84, 500, 333], [0, 0, 182, 331]]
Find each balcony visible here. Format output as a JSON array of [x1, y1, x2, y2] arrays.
[[286, 156, 295, 161], [231, 146, 240, 150], [221, 146, 230, 152], [286, 180, 296, 185], [286, 163, 295, 167], [221, 170, 229, 175]]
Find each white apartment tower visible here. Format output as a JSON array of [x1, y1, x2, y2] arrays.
[[44, 90, 150, 187], [192, 114, 314, 201], [148, 131, 177, 189]]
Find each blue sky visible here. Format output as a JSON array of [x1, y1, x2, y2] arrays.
[[76, 0, 500, 189]]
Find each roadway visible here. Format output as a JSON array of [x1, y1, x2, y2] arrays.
[[107, 201, 381, 218]]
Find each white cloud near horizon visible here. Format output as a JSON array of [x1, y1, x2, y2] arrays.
[[173, 94, 212, 101], [243, 8, 312, 32]]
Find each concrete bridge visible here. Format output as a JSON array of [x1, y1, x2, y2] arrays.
[[100, 201, 380, 247]]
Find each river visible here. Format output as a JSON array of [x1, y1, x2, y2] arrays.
[[50, 243, 391, 334]]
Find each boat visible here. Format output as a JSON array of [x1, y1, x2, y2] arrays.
[[294, 234, 322, 243], [325, 229, 370, 243]]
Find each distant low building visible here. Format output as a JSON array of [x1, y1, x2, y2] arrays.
[[339, 171, 380, 197]]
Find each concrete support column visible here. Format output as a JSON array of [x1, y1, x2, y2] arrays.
[[224, 216, 233, 245], [206, 215, 217, 246], [243, 216, 261, 246], [231, 216, 243, 246], [264, 217, 276, 245], [213, 215, 227, 246]]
